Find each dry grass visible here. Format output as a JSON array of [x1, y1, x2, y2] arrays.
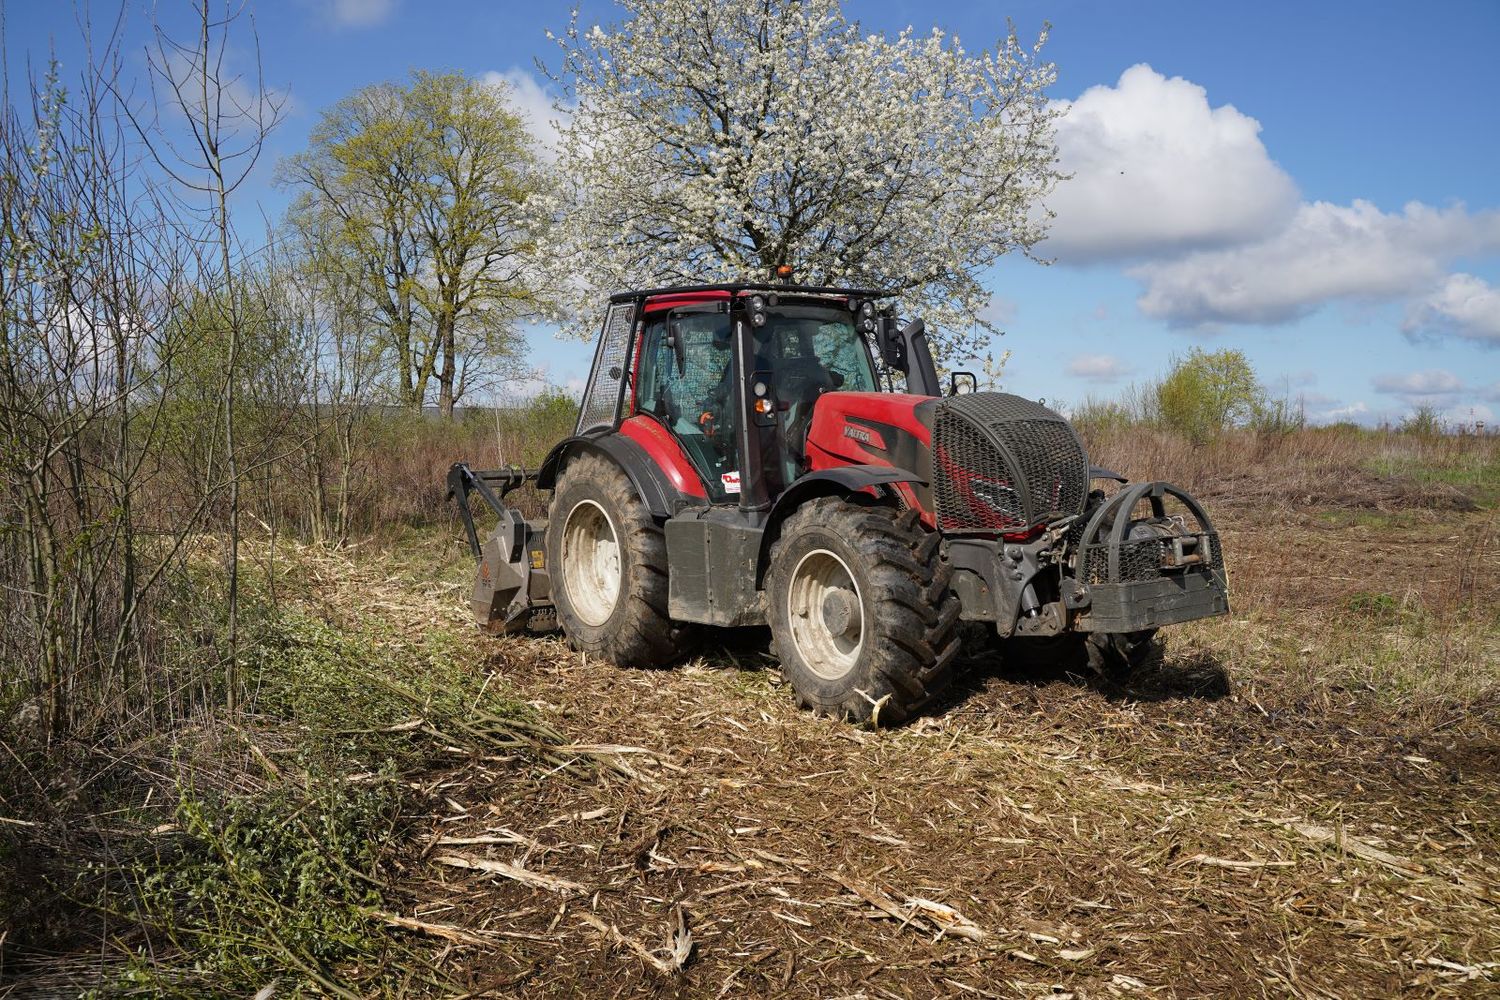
[[305, 481, 1497, 997], [5, 427, 1495, 997], [1082, 424, 1497, 514]]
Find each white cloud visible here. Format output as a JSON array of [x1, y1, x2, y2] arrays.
[[1372, 369, 1466, 396], [1131, 200, 1500, 327], [1371, 368, 1473, 412], [480, 68, 569, 162], [1065, 353, 1133, 382], [1403, 273, 1500, 346], [1368, 371, 1500, 427], [327, 0, 394, 28], [158, 49, 295, 127], [1294, 391, 1340, 408], [1444, 402, 1494, 425], [1043, 64, 1299, 263], [1041, 67, 1500, 336], [1315, 401, 1370, 423]]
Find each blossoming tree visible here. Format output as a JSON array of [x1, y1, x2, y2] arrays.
[[541, 0, 1062, 363]]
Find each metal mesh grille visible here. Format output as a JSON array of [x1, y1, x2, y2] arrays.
[[1082, 531, 1222, 585], [576, 303, 635, 433], [1008, 419, 1089, 518], [933, 411, 1026, 530], [932, 393, 1088, 532]]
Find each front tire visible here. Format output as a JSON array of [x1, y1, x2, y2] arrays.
[[766, 499, 960, 725], [547, 454, 692, 667]]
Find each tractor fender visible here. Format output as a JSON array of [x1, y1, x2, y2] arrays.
[[537, 433, 686, 519], [755, 466, 927, 584]]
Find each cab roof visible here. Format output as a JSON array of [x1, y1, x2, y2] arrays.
[[608, 282, 894, 305]]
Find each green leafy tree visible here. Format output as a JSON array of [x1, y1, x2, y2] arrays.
[[1155, 348, 1265, 442], [280, 72, 548, 417], [1398, 404, 1443, 437]]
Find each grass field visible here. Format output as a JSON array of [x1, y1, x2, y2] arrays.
[[3, 430, 1497, 997]]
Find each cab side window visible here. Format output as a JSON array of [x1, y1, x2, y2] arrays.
[[635, 310, 738, 499]]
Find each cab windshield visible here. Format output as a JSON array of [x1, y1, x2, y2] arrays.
[[756, 305, 878, 394]]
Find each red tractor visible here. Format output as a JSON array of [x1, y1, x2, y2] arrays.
[[449, 282, 1228, 723]]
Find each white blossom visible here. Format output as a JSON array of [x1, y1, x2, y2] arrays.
[[538, 0, 1062, 364]]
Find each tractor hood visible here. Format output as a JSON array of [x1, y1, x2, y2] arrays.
[[807, 390, 1090, 533], [806, 391, 936, 466]]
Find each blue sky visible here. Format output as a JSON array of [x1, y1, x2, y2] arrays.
[[8, 0, 1499, 425]]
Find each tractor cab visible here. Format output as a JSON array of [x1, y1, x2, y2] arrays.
[[564, 283, 934, 514], [631, 289, 886, 502]]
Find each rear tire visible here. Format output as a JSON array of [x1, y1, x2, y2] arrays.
[[547, 454, 693, 667], [767, 499, 960, 725]]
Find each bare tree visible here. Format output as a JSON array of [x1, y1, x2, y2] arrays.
[[136, 0, 284, 710], [0, 1, 282, 739]]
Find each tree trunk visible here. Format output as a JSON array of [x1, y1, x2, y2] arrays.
[[436, 309, 456, 419]]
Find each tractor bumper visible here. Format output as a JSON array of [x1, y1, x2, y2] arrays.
[[1074, 572, 1229, 633], [944, 479, 1230, 638], [1070, 480, 1230, 633]]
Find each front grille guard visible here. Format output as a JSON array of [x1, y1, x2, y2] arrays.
[[932, 394, 1089, 532], [1072, 481, 1225, 587]]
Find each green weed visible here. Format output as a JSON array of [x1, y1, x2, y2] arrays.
[[98, 773, 411, 998], [1345, 590, 1403, 624], [1365, 453, 1500, 507]]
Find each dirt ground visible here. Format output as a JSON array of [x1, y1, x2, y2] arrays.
[[382, 503, 1499, 999]]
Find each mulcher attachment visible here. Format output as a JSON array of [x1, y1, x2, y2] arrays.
[[446, 463, 555, 634]]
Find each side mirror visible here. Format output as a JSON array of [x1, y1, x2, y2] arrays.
[[949, 372, 977, 396], [876, 315, 905, 369]]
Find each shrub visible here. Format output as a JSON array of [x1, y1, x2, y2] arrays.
[[110, 773, 407, 998], [1154, 348, 1265, 442], [1398, 404, 1444, 438], [1068, 397, 1135, 436]]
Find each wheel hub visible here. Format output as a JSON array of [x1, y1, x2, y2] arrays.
[[786, 548, 864, 681], [821, 589, 859, 638], [560, 499, 621, 627]]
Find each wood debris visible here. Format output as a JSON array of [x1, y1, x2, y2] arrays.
[[431, 853, 585, 894]]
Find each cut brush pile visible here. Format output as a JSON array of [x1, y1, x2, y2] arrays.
[[375, 497, 1497, 997]]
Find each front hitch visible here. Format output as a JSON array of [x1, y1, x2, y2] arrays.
[[1071, 481, 1229, 633]]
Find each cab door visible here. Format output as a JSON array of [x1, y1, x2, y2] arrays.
[[634, 306, 742, 502]]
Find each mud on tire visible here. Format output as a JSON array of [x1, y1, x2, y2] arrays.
[[546, 454, 693, 667], [766, 498, 961, 725]]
